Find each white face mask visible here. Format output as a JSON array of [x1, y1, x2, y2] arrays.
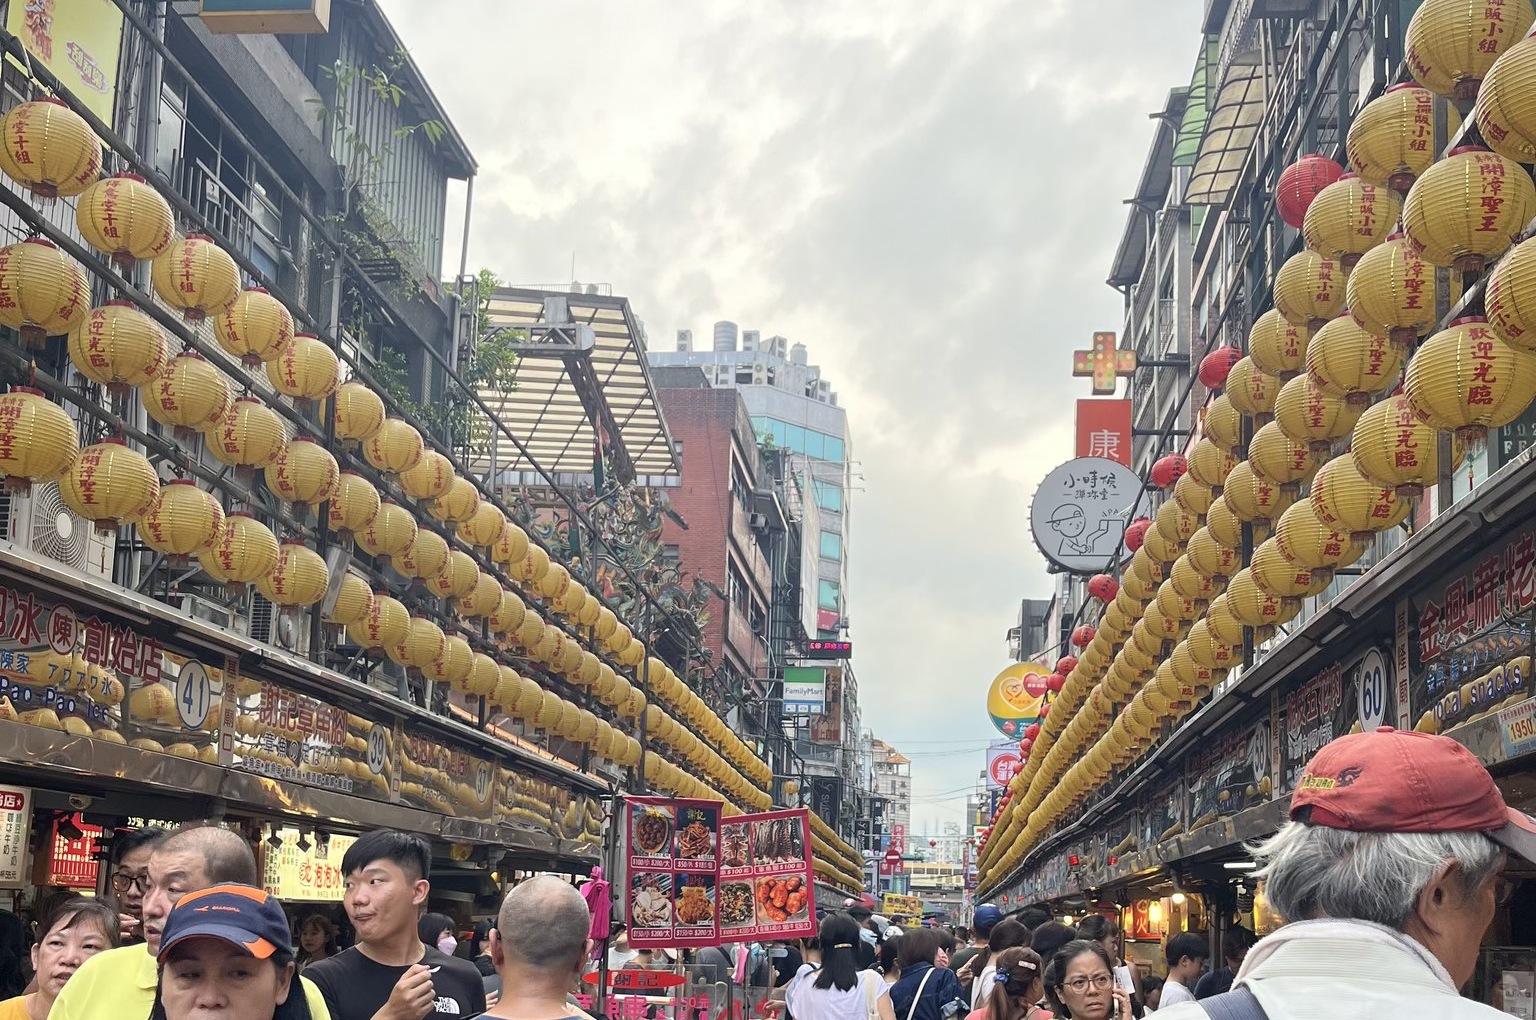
[[439, 935, 458, 955]]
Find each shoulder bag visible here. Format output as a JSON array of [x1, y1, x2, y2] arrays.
[[1198, 986, 1269, 1020]]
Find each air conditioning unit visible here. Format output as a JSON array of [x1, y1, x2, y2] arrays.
[[183, 595, 236, 631], [748, 512, 768, 530], [676, 329, 693, 352], [2, 483, 115, 580], [751, 362, 768, 384]]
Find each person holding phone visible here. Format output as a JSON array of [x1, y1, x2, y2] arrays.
[[1044, 942, 1131, 1020]]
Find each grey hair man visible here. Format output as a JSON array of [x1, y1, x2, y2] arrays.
[[481, 875, 593, 1020], [1159, 727, 1536, 1020]]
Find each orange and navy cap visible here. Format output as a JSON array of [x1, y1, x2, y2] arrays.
[[1291, 727, 1536, 861], [157, 885, 293, 962]]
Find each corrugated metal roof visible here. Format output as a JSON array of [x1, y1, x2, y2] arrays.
[[1183, 49, 1268, 206]]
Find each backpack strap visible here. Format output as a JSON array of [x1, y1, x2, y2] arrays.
[[1199, 986, 1269, 1020]]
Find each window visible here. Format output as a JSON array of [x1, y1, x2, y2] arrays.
[[818, 580, 841, 611], [820, 531, 842, 561], [729, 563, 750, 613], [750, 417, 844, 462], [813, 480, 843, 513]]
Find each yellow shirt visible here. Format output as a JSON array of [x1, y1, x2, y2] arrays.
[[47, 943, 331, 1020], [0, 995, 31, 1020]]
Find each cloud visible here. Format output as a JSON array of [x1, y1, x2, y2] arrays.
[[382, 0, 1204, 832]]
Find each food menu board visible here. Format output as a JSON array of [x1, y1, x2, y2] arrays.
[[625, 799, 816, 948]]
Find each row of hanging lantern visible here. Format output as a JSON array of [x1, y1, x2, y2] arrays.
[[0, 97, 790, 820], [980, 1, 1536, 892]]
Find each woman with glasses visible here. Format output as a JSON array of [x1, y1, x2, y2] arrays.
[[1074, 916, 1141, 1013], [0, 898, 118, 1020], [1045, 942, 1130, 1020]]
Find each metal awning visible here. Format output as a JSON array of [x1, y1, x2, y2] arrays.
[[1183, 49, 1267, 206], [1172, 38, 1217, 168], [475, 287, 681, 485]]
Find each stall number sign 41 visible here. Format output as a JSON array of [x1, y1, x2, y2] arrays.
[[174, 662, 212, 730]]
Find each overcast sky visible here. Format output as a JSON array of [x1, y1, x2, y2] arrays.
[[383, 0, 1204, 832]]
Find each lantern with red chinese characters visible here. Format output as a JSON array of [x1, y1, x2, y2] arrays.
[[1352, 392, 1462, 498], [1087, 574, 1119, 602], [1277, 154, 1345, 228], [1302, 174, 1401, 269], [1274, 250, 1347, 330], [1404, 316, 1536, 444], [1149, 454, 1187, 490], [1348, 84, 1436, 192], [1024, 723, 1041, 741], [1198, 347, 1243, 390], [1055, 655, 1077, 675], [1124, 517, 1151, 552], [1071, 625, 1096, 649], [1403, 147, 1536, 273], [1405, 0, 1534, 101]]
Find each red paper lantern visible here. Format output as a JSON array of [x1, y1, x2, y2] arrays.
[[1039, 702, 1051, 719], [1124, 518, 1152, 552], [1087, 573, 1120, 602], [1277, 154, 1345, 228], [1056, 655, 1078, 675], [1046, 672, 1067, 693], [1199, 347, 1244, 390], [1150, 454, 1188, 490], [1071, 625, 1097, 648], [1018, 738, 1032, 754], [929, 838, 937, 848], [1024, 722, 1041, 740]]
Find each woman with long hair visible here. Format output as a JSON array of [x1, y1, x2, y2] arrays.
[[152, 886, 313, 1020], [965, 947, 1049, 1020], [1044, 942, 1130, 1020], [0, 899, 118, 1020], [879, 936, 902, 985], [889, 928, 967, 1020], [786, 914, 897, 1020], [967, 920, 1029, 1010], [417, 912, 458, 956], [295, 915, 338, 972]]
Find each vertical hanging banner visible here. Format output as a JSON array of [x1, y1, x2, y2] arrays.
[[0, 785, 29, 888], [626, 798, 815, 947], [1075, 400, 1133, 466]]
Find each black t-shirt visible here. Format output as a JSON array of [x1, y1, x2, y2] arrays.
[[473, 955, 497, 977], [307, 945, 488, 1020]]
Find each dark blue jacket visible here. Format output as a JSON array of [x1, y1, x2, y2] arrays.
[[889, 963, 967, 1020]]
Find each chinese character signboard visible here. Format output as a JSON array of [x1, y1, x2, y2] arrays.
[[1277, 660, 1351, 797], [227, 680, 390, 801], [0, 785, 28, 887], [1407, 530, 1536, 734], [7, 0, 124, 123], [47, 813, 102, 887], [881, 893, 922, 919], [1076, 400, 1132, 467], [986, 663, 1051, 738], [1185, 715, 1271, 830], [986, 739, 1023, 789], [262, 829, 357, 901], [625, 798, 815, 948], [1029, 458, 1141, 574], [810, 668, 842, 743], [782, 667, 826, 715]]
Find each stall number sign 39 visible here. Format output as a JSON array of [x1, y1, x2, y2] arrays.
[[174, 662, 212, 730]]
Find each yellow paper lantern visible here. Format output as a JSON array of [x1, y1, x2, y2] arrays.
[[512, 543, 550, 586], [265, 437, 339, 508], [151, 234, 240, 322], [326, 470, 380, 537], [552, 582, 587, 618], [575, 593, 602, 627], [139, 479, 224, 559], [399, 450, 454, 501], [1306, 312, 1403, 406], [1222, 461, 1294, 523], [1247, 310, 1311, 382], [457, 572, 502, 619], [1486, 237, 1536, 351], [1186, 438, 1238, 491], [256, 541, 329, 607], [513, 613, 545, 656], [1251, 540, 1331, 600], [356, 499, 418, 567], [388, 616, 447, 669], [491, 664, 523, 713], [1302, 174, 1401, 268], [1402, 146, 1536, 272], [0, 387, 78, 490], [1170, 554, 1223, 604], [458, 502, 506, 549], [1274, 501, 1365, 571], [1225, 356, 1280, 417], [489, 589, 526, 634], [1187, 619, 1238, 671], [75, 172, 173, 268], [511, 675, 545, 721], [333, 381, 385, 443], [1310, 457, 1412, 540], [1203, 394, 1243, 453], [576, 651, 602, 688], [1405, 315, 1536, 443], [267, 333, 339, 406], [1247, 421, 1324, 490], [324, 573, 373, 626], [206, 396, 286, 470], [426, 549, 479, 599], [1272, 373, 1362, 455], [465, 653, 499, 697], [1142, 522, 1184, 564], [1406, 0, 1534, 100], [0, 98, 101, 198], [214, 287, 294, 367], [142, 351, 230, 438], [1155, 499, 1200, 543], [1347, 84, 1437, 191], [1172, 471, 1215, 516], [396, 528, 450, 581], [347, 592, 409, 649], [60, 439, 159, 529], [537, 562, 572, 601], [1171, 641, 1222, 694], [1274, 249, 1347, 330], [362, 418, 424, 475], [0, 237, 89, 347], [200, 512, 279, 584], [1475, 31, 1536, 161], [68, 301, 167, 392], [1155, 580, 1202, 622], [424, 633, 473, 686], [1346, 235, 1440, 350], [429, 476, 481, 525], [1129, 547, 1165, 586], [535, 690, 566, 732], [491, 520, 530, 566], [1352, 392, 1463, 497]]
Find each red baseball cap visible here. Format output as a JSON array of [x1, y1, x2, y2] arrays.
[[1291, 727, 1536, 861]]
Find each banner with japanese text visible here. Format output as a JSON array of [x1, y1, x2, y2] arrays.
[[626, 798, 815, 948]]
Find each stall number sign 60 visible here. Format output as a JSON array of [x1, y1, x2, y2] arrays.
[[1357, 649, 1389, 734], [175, 662, 212, 730]]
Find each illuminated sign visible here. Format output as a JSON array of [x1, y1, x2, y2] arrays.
[[805, 640, 852, 660]]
